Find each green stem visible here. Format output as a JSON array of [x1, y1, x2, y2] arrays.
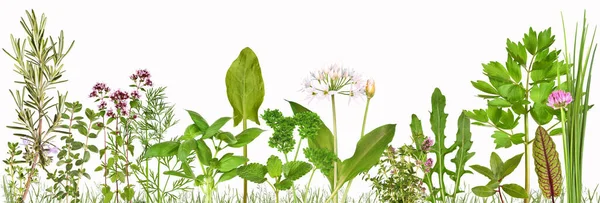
[[303, 169, 317, 202], [242, 118, 248, 203], [331, 94, 339, 203], [524, 68, 532, 203], [341, 98, 371, 201]]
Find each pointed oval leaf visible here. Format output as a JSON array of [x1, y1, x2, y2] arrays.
[[178, 139, 197, 162], [218, 169, 238, 184], [502, 183, 529, 198], [218, 154, 248, 172], [186, 110, 209, 132], [203, 117, 232, 139], [145, 141, 180, 158], [338, 124, 396, 187], [196, 139, 212, 166], [533, 126, 562, 198], [228, 128, 264, 148], [225, 47, 265, 126], [472, 186, 496, 197]]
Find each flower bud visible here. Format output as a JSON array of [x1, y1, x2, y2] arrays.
[[365, 79, 375, 99]]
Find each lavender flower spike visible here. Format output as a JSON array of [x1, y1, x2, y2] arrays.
[[547, 90, 573, 109]]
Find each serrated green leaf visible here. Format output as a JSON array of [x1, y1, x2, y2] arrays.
[[506, 57, 522, 82], [531, 102, 553, 125], [237, 163, 268, 183], [465, 109, 488, 123], [502, 184, 528, 198], [530, 82, 554, 104], [488, 98, 512, 107], [511, 133, 525, 145], [283, 161, 312, 181], [450, 112, 475, 186], [533, 126, 562, 198], [483, 61, 511, 82], [267, 155, 282, 178], [506, 40, 528, 66], [275, 179, 294, 190], [524, 27, 538, 55], [225, 47, 265, 126], [498, 84, 526, 103], [491, 131, 512, 149]]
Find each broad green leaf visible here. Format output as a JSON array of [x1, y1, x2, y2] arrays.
[[470, 165, 495, 180], [501, 153, 523, 178], [487, 106, 502, 125], [491, 131, 512, 149], [533, 126, 562, 198], [483, 61, 511, 82], [497, 109, 518, 130], [275, 179, 294, 190], [549, 128, 562, 136], [225, 47, 265, 126], [218, 154, 248, 172], [502, 184, 529, 198], [196, 139, 212, 166], [511, 133, 525, 145], [186, 110, 209, 132], [472, 186, 496, 197], [283, 161, 312, 181], [471, 80, 498, 95], [449, 112, 475, 186], [218, 169, 238, 183], [72, 141, 84, 150], [498, 84, 526, 103], [530, 82, 554, 103], [102, 186, 114, 203], [144, 141, 179, 158], [490, 152, 504, 178], [531, 103, 553, 125], [216, 132, 237, 145], [267, 155, 283, 178], [237, 163, 268, 183], [465, 109, 488, 123], [228, 128, 264, 148], [488, 98, 512, 107], [289, 100, 335, 186], [180, 124, 202, 141], [178, 139, 197, 162], [88, 145, 98, 153], [338, 124, 395, 187], [204, 117, 232, 139]]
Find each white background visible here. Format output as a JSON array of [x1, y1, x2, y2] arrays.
[[1, 0, 600, 200]]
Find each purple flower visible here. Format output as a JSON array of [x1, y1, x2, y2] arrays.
[[421, 136, 434, 151], [48, 145, 59, 154], [21, 139, 32, 146], [548, 90, 573, 109], [89, 91, 98, 98], [136, 69, 151, 79], [130, 90, 141, 100], [98, 100, 107, 110], [93, 83, 110, 93], [130, 74, 138, 81], [121, 109, 129, 117], [144, 79, 153, 87], [424, 158, 434, 172], [107, 109, 116, 118], [110, 90, 130, 102]]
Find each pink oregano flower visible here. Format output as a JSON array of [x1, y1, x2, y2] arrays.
[[547, 90, 573, 109], [424, 158, 434, 172], [421, 136, 434, 151]]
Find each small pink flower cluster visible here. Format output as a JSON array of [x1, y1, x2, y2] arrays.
[[547, 90, 573, 109], [421, 136, 435, 172], [90, 69, 153, 119], [130, 69, 153, 87]]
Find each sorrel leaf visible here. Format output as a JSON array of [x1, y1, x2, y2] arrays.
[[338, 124, 395, 188], [225, 47, 265, 126], [533, 126, 562, 199]]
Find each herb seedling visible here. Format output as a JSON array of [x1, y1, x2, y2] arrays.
[[470, 152, 528, 202], [145, 110, 264, 203]]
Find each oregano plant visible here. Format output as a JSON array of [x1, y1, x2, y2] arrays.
[[467, 27, 567, 202]]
